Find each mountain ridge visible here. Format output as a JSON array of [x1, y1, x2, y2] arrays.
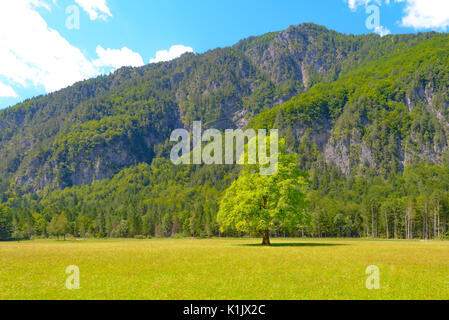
[[0, 23, 445, 196]]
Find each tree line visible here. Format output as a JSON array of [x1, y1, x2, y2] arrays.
[[1, 159, 449, 241]]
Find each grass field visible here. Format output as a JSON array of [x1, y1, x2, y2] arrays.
[[0, 238, 448, 300]]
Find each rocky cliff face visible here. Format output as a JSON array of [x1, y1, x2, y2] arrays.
[[243, 24, 347, 89], [292, 76, 449, 177]]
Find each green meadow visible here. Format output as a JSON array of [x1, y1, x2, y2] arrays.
[[0, 238, 448, 300]]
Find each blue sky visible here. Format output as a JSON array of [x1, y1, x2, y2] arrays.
[[1, 0, 448, 109]]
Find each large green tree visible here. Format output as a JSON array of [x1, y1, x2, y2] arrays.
[[217, 140, 309, 245]]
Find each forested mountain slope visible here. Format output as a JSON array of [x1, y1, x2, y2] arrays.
[[0, 23, 438, 195], [1, 23, 449, 240], [251, 34, 449, 177]]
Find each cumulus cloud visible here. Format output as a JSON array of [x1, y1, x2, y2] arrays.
[[94, 46, 144, 70], [0, 0, 98, 93], [0, 0, 143, 97], [346, 0, 449, 30], [0, 82, 18, 98], [397, 0, 449, 30], [149, 45, 194, 64], [74, 0, 112, 21]]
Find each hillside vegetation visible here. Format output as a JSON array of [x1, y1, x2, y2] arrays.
[[1, 24, 449, 240]]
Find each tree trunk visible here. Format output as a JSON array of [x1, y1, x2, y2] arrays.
[[434, 208, 437, 239], [394, 212, 398, 240], [424, 199, 428, 240], [437, 209, 440, 239], [404, 215, 408, 240], [261, 230, 271, 246]]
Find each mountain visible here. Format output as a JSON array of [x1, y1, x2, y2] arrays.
[[1, 23, 449, 240], [250, 33, 449, 177], [0, 23, 439, 195]]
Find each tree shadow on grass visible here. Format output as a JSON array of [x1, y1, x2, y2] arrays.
[[239, 242, 348, 247]]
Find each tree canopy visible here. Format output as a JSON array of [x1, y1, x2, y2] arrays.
[[217, 139, 309, 245]]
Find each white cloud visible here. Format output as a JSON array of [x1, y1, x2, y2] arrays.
[[0, 82, 18, 98], [74, 0, 112, 21], [0, 0, 97, 93], [397, 0, 449, 30], [347, 0, 388, 11], [347, 0, 376, 11], [346, 0, 449, 30], [0, 0, 143, 98], [149, 45, 194, 64], [94, 46, 144, 70], [375, 25, 391, 36]]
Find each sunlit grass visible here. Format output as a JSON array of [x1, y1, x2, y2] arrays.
[[0, 238, 448, 300]]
